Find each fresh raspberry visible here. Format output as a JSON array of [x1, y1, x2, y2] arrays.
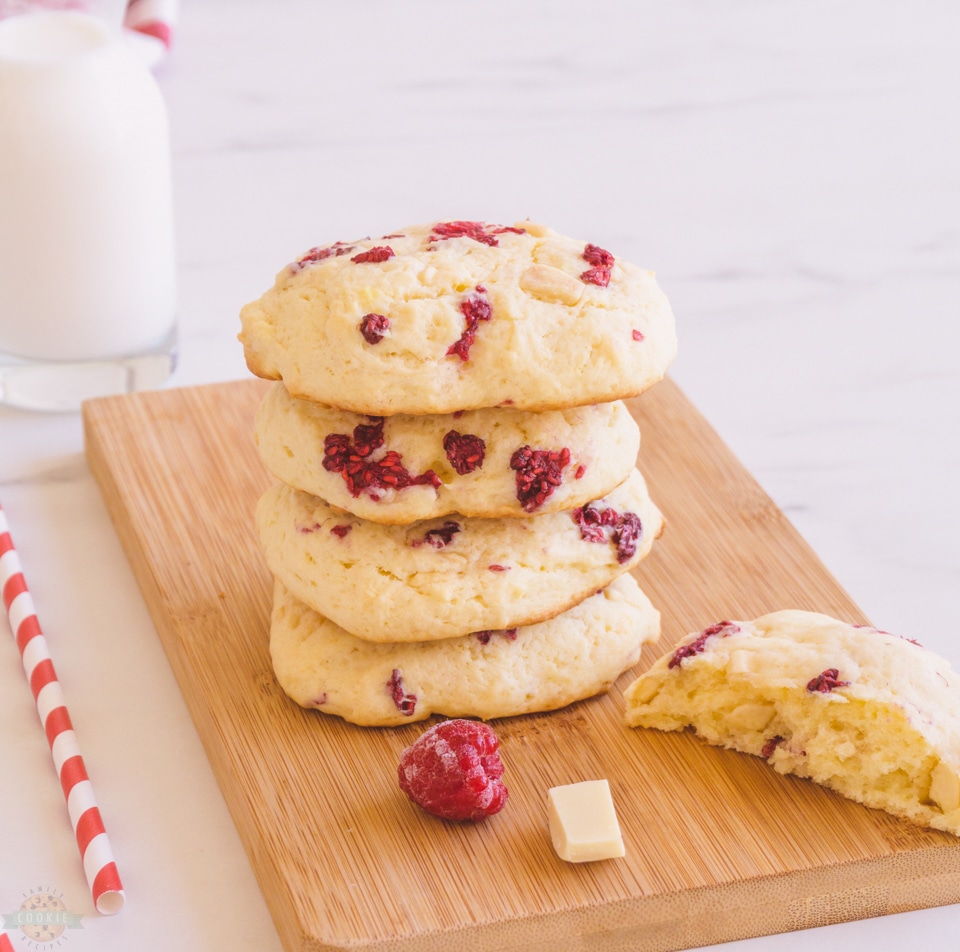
[[397, 719, 508, 822]]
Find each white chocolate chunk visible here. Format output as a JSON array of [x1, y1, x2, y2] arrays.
[[728, 702, 775, 732], [547, 779, 625, 863], [930, 762, 960, 813], [519, 264, 584, 306], [519, 220, 552, 237]]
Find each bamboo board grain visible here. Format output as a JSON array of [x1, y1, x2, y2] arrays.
[[83, 378, 960, 952]]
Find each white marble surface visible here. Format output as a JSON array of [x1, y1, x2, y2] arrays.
[[1, 1, 959, 949]]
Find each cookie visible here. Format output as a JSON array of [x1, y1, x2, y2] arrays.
[[256, 468, 663, 643], [238, 220, 677, 415], [270, 573, 661, 726], [254, 382, 641, 524], [624, 611, 960, 837]]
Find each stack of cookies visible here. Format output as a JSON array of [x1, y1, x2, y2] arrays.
[[239, 220, 678, 726]]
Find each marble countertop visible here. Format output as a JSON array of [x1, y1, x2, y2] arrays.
[[1, 2, 958, 949]]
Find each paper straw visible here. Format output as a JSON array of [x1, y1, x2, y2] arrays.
[[0, 503, 124, 916], [123, 0, 177, 49], [1, 932, 15, 952]]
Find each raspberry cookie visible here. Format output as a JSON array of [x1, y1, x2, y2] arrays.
[[624, 611, 960, 837], [254, 383, 641, 524], [239, 220, 677, 415], [270, 573, 661, 726], [256, 468, 663, 643]]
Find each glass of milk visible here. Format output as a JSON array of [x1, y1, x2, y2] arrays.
[[0, 8, 177, 411]]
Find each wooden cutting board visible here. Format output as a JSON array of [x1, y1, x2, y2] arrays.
[[83, 378, 960, 952]]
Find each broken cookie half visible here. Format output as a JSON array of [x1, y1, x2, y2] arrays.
[[624, 610, 960, 837]]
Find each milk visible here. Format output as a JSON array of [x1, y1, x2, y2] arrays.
[[0, 11, 176, 363]]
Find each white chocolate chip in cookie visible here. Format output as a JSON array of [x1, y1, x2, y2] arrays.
[[519, 264, 584, 306], [930, 762, 960, 813], [517, 220, 552, 237], [728, 702, 776, 732]]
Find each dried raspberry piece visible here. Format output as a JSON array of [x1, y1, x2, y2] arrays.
[[488, 564, 510, 572], [446, 286, 492, 361], [580, 266, 611, 287], [580, 243, 614, 286], [297, 521, 322, 534], [853, 624, 922, 646], [330, 524, 352, 538], [442, 430, 486, 475], [474, 628, 518, 645], [413, 521, 461, 549], [761, 735, 784, 759], [583, 243, 614, 269], [572, 504, 618, 543], [574, 464, 586, 479], [359, 313, 390, 344], [614, 512, 642, 562], [632, 329, 645, 342], [429, 220, 526, 247], [668, 621, 740, 669], [397, 719, 508, 822], [387, 669, 417, 716], [295, 247, 333, 266], [806, 669, 850, 693], [323, 419, 440, 498], [292, 241, 355, 270], [510, 445, 571, 512], [571, 504, 643, 563], [351, 245, 395, 264]]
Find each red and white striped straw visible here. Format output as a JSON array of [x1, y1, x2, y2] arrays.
[[124, 0, 178, 50], [0, 503, 124, 915]]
